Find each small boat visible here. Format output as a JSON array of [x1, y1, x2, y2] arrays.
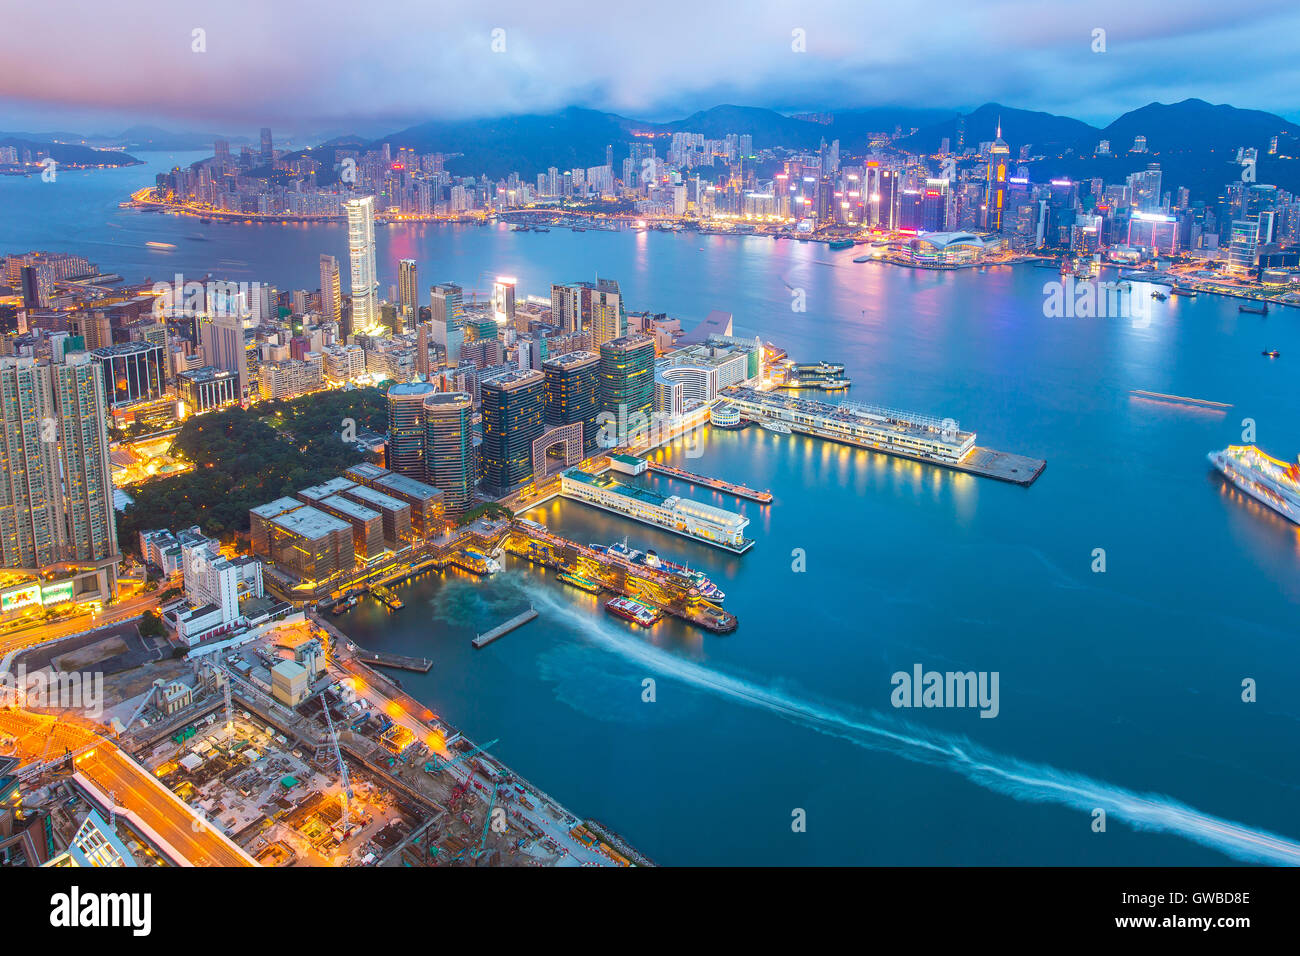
[[1151, 291, 1168, 301], [1239, 303, 1269, 315], [604, 596, 661, 627], [144, 240, 176, 249], [1170, 287, 1197, 297], [1262, 349, 1280, 358], [556, 570, 602, 594]]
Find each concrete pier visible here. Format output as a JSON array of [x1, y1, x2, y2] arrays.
[[354, 649, 433, 672], [473, 607, 539, 648]]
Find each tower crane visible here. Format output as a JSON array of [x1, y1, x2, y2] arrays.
[[319, 693, 354, 836]]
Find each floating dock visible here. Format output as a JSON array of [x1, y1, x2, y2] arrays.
[[353, 650, 433, 673], [645, 462, 774, 503], [473, 607, 539, 648]]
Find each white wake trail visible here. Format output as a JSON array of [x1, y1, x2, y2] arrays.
[[524, 580, 1300, 865]]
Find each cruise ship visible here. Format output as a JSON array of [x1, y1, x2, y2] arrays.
[[590, 539, 725, 600], [1208, 445, 1300, 525]]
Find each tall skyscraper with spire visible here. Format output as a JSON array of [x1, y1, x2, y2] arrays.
[[345, 196, 378, 331], [982, 118, 1010, 232]]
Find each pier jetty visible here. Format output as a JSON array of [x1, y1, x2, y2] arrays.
[[473, 607, 539, 648], [353, 649, 433, 673], [645, 461, 774, 503]]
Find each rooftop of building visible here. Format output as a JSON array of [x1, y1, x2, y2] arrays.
[[542, 349, 599, 370], [388, 381, 437, 397], [249, 497, 303, 520], [481, 368, 544, 390], [341, 483, 408, 512], [298, 477, 357, 501], [678, 310, 735, 346], [318, 494, 381, 523], [374, 470, 444, 501], [422, 391, 472, 408], [601, 334, 655, 353], [269, 504, 349, 538], [177, 365, 236, 383]]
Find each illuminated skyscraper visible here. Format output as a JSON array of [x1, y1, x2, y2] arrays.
[[543, 350, 600, 450], [982, 121, 1010, 232], [422, 391, 475, 514], [599, 335, 655, 424], [345, 196, 378, 330], [430, 283, 465, 367], [398, 259, 419, 332], [491, 277, 516, 328], [0, 356, 118, 584], [480, 369, 545, 496], [386, 382, 437, 480], [320, 254, 342, 327]]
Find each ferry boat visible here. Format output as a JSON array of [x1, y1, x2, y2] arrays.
[[556, 570, 602, 594], [590, 540, 725, 600], [1208, 445, 1300, 525], [760, 419, 792, 434], [1240, 302, 1269, 315], [827, 239, 855, 251], [604, 596, 661, 627]]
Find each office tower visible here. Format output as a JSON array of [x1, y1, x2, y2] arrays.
[[1127, 164, 1163, 213], [0, 356, 117, 573], [345, 196, 379, 330], [922, 179, 954, 232], [320, 254, 342, 327], [422, 391, 475, 514], [599, 335, 655, 424], [550, 282, 587, 334], [416, 322, 431, 381], [430, 282, 464, 366], [386, 382, 436, 480], [398, 259, 419, 332], [982, 121, 1010, 231], [213, 139, 231, 169], [492, 277, 517, 328], [259, 127, 273, 165], [479, 369, 545, 496], [591, 278, 625, 346], [543, 350, 600, 450], [68, 311, 112, 351], [199, 314, 249, 399], [90, 342, 166, 407]]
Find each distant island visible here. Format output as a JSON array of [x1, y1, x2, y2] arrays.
[[0, 136, 141, 174]]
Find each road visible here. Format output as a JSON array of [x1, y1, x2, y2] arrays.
[[0, 591, 164, 659], [0, 708, 254, 867]]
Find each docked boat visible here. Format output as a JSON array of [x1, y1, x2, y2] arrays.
[[1170, 287, 1197, 297], [590, 540, 725, 600], [1209, 445, 1300, 525], [604, 596, 661, 627], [1240, 302, 1269, 315], [556, 570, 602, 593], [760, 419, 792, 434], [828, 239, 855, 250], [331, 596, 358, 616]]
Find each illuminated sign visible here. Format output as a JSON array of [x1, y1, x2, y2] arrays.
[[2, 584, 41, 612], [41, 582, 75, 605]]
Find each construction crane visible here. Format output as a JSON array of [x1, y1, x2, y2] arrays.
[[319, 693, 354, 836], [471, 783, 501, 863], [424, 737, 498, 775]]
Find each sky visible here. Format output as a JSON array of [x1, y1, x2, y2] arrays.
[[2, 0, 1298, 140]]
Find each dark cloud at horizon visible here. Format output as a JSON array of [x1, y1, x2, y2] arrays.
[[2, 0, 1298, 140]]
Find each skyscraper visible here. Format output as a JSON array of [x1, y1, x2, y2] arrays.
[[430, 283, 464, 367], [422, 391, 475, 515], [0, 356, 118, 581], [259, 127, 273, 165], [491, 277, 516, 328], [599, 335, 655, 426], [345, 196, 378, 331], [543, 350, 601, 450], [416, 322, 431, 382], [320, 254, 342, 327], [480, 369, 545, 497], [386, 382, 437, 480], [398, 259, 419, 332], [199, 314, 249, 400], [982, 121, 1011, 232]]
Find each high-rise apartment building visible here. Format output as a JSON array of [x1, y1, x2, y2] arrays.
[[599, 335, 655, 424], [398, 259, 419, 332], [320, 254, 342, 327]]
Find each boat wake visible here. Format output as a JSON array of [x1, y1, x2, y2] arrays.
[[524, 581, 1300, 865]]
